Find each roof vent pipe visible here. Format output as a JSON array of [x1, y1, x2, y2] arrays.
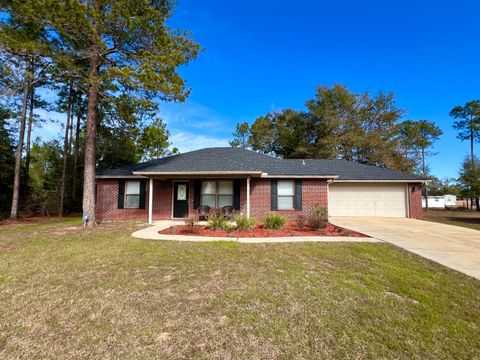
[[302, 160, 306, 165]]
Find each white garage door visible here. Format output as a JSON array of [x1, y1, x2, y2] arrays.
[[329, 183, 407, 217]]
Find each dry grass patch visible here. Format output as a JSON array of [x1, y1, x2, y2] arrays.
[[424, 208, 480, 231], [0, 217, 479, 359]]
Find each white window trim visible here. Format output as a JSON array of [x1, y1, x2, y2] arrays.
[[124, 180, 141, 209], [201, 180, 234, 208], [277, 180, 295, 210]]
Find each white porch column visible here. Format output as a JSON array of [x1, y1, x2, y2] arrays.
[[246, 176, 251, 219], [148, 178, 153, 225]]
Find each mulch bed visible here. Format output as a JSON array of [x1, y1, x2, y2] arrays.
[[159, 223, 367, 238]]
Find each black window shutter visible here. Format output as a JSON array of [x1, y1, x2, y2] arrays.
[[118, 180, 125, 209], [294, 180, 302, 211], [233, 179, 241, 210], [193, 180, 201, 209], [271, 180, 278, 211], [139, 180, 146, 209]]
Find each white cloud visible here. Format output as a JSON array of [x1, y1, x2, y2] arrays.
[[158, 100, 233, 135], [27, 97, 236, 152], [169, 131, 229, 152]]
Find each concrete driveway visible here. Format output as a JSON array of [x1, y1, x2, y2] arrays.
[[330, 217, 480, 280]]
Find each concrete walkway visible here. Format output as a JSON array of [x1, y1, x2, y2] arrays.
[[331, 217, 480, 280], [131, 221, 381, 244]]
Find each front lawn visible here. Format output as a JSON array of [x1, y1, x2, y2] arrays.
[[0, 218, 479, 359]]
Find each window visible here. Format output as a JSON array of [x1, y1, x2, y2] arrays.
[[277, 180, 294, 209], [125, 181, 140, 208], [201, 181, 233, 208]]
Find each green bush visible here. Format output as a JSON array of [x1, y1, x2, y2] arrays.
[[309, 204, 328, 229], [264, 213, 286, 229], [208, 214, 231, 231], [235, 215, 256, 230]]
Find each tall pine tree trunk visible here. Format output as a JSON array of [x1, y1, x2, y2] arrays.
[[10, 64, 31, 219], [82, 54, 100, 226], [72, 94, 81, 200], [469, 127, 480, 211], [24, 87, 34, 201], [68, 94, 74, 155], [58, 81, 73, 217]]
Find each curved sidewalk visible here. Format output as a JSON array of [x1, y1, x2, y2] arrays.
[[131, 221, 381, 244]]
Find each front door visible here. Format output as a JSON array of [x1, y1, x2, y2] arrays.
[[173, 182, 189, 218]]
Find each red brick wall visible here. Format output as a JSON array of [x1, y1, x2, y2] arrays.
[[96, 178, 329, 222], [408, 183, 423, 219], [97, 178, 420, 221], [96, 179, 149, 221], [249, 178, 328, 221]]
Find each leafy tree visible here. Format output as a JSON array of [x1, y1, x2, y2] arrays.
[[451, 101, 480, 209], [229, 122, 251, 149], [96, 123, 141, 173], [307, 84, 354, 159], [26, 138, 63, 216], [396, 120, 442, 207], [450, 101, 480, 167], [458, 156, 480, 208], [0, 8, 53, 218], [138, 118, 171, 160], [249, 113, 277, 155], [250, 84, 417, 172], [428, 176, 462, 197], [249, 110, 312, 158]]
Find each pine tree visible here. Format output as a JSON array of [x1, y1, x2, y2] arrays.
[[4, 0, 200, 224]]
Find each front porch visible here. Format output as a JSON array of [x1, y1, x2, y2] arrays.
[[145, 176, 254, 225]]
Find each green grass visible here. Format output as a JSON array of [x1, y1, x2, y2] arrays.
[[423, 209, 480, 231], [0, 217, 479, 359]]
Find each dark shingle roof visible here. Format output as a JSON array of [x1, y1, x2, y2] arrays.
[[96, 147, 425, 181]]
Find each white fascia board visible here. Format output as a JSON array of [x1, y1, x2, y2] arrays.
[[95, 175, 148, 179], [260, 173, 339, 179], [332, 179, 430, 183], [132, 171, 263, 176]]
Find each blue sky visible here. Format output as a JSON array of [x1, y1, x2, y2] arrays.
[[35, 0, 480, 178]]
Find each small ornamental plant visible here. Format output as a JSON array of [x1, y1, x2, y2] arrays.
[[296, 214, 306, 228], [235, 215, 256, 230], [264, 213, 286, 229], [208, 214, 231, 231], [184, 216, 196, 233], [309, 204, 328, 229]]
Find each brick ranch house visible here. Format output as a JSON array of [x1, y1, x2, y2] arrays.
[[95, 147, 426, 224]]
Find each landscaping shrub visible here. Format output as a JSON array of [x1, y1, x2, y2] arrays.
[[235, 215, 256, 230], [309, 204, 328, 229], [184, 216, 196, 233], [208, 214, 231, 231], [296, 214, 306, 228], [264, 213, 286, 229]]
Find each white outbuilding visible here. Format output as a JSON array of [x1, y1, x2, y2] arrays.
[[422, 194, 457, 208]]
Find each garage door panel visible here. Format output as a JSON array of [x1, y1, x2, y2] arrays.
[[329, 183, 407, 217]]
